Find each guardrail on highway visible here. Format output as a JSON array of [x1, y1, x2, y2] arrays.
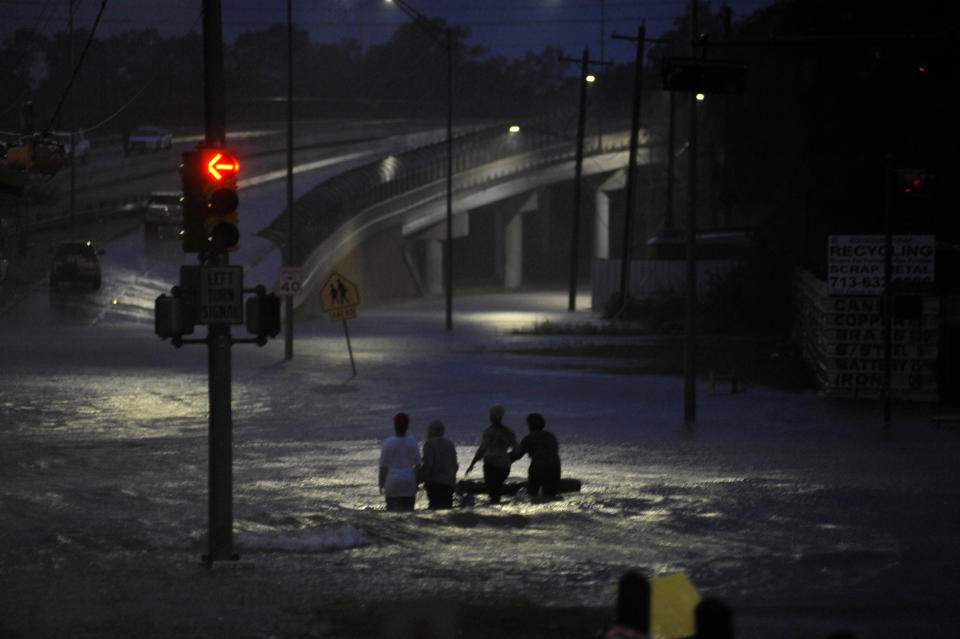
[[257, 114, 636, 268]]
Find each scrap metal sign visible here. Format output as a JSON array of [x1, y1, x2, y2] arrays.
[[827, 234, 935, 295]]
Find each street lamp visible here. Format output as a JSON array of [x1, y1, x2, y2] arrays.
[[386, 0, 454, 332]]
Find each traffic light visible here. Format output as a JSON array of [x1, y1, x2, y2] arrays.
[[895, 169, 935, 199], [180, 148, 240, 253]]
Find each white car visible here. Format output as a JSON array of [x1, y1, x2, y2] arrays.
[[126, 126, 173, 154], [143, 191, 182, 234], [50, 131, 90, 164]]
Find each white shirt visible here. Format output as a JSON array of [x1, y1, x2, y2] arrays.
[[379, 435, 421, 498]]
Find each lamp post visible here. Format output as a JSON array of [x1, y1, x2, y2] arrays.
[[386, 0, 454, 332], [559, 49, 610, 312]]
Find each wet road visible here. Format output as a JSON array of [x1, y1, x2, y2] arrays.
[[2, 273, 959, 638], [2, 129, 960, 637]]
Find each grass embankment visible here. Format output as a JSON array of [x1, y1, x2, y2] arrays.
[[0, 215, 142, 310], [510, 321, 818, 391]]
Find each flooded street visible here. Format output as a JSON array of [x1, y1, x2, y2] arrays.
[[2, 268, 959, 637]]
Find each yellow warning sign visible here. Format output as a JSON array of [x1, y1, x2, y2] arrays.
[[320, 271, 360, 319]]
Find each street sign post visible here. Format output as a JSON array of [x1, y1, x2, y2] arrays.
[[320, 271, 361, 376]]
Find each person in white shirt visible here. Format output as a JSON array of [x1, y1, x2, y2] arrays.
[[378, 412, 422, 511]]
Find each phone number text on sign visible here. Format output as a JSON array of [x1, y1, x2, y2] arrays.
[[827, 234, 934, 295]]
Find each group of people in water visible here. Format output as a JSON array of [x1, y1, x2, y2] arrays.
[[377, 403, 561, 511]]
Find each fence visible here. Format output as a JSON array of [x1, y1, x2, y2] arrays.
[[590, 257, 739, 311]]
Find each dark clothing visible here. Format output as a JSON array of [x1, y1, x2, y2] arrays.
[[425, 483, 455, 509], [471, 422, 518, 503], [421, 436, 458, 488], [528, 462, 561, 497], [512, 429, 561, 497], [385, 496, 415, 511], [472, 423, 518, 470], [483, 462, 511, 503]]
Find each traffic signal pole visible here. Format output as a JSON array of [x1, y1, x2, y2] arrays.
[[284, 0, 295, 360], [202, 0, 235, 564], [684, 0, 700, 422]]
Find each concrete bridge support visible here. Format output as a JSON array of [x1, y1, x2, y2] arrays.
[[594, 169, 626, 261], [492, 192, 538, 289], [506, 192, 538, 289], [413, 214, 468, 297], [424, 239, 444, 296]]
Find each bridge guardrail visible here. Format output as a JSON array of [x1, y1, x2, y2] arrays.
[[257, 115, 636, 269]]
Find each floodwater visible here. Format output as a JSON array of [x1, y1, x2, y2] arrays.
[[2, 269, 959, 638]]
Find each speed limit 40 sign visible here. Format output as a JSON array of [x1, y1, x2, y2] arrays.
[[276, 267, 302, 297]]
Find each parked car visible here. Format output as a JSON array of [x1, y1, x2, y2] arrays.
[[49, 240, 104, 290], [50, 131, 91, 164], [126, 126, 173, 154], [143, 191, 182, 234]]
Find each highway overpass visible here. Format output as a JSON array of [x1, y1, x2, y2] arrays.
[[257, 119, 663, 316]]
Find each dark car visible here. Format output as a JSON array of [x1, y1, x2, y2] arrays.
[[125, 126, 173, 154], [49, 241, 104, 290]]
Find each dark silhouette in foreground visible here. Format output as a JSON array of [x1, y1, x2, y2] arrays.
[[599, 570, 651, 638]]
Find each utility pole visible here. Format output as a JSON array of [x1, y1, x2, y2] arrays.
[[387, 0, 455, 331], [285, 0, 295, 360], [201, 0, 235, 565], [561, 48, 611, 312], [444, 26, 453, 332], [684, 0, 700, 422], [666, 91, 676, 229], [612, 24, 650, 313], [68, 0, 76, 229], [882, 157, 893, 427]]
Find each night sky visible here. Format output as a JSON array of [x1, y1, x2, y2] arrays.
[[2, 0, 777, 64]]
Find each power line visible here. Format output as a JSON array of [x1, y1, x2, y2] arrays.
[[43, 0, 109, 134]]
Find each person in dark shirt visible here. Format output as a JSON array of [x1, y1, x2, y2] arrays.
[[511, 412, 561, 498], [466, 404, 518, 504], [420, 420, 458, 509]]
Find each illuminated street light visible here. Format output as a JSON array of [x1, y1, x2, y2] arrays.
[[508, 125, 521, 133], [585, 74, 597, 83], [696, 92, 705, 101]]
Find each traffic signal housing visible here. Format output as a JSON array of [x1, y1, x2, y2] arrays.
[[894, 169, 935, 199], [245, 290, 281, 345], [180, 148, 240, 253]]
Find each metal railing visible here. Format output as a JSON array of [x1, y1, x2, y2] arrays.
[[258, 113, 635, 267]]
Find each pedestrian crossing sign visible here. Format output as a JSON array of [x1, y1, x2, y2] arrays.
[[320, 271, 360, 320]]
